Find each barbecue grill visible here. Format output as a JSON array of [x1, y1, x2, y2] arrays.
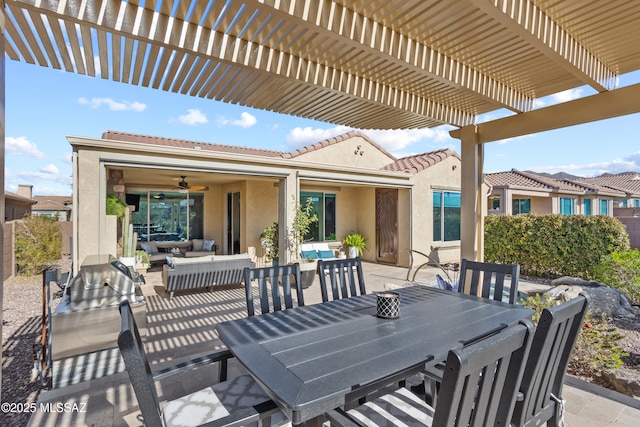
[[51, 255, 146, 360]]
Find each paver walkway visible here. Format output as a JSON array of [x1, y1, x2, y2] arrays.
[[29, 261, 640, 426]]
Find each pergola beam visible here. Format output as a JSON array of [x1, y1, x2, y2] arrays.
[[451, 83, 640, 144]]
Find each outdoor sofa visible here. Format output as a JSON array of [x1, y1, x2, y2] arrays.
[[161, 253, 254, 299]]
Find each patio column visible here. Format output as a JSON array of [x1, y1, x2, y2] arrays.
[[278, 172, 298, 265], [459, 125, 485, 262]]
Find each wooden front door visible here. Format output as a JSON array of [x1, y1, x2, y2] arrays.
[[376, 188, 398, 264]]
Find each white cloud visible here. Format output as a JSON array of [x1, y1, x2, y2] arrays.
[[285, 125, 353, 147], [19, 163, 71, 185], [551, 88, 583, 103], [78, 97, 147, 112], [218, 112, 257, 128], [6, 136, 45, 158], [233, 112, 257, 128], [531, 151, 640, 177], [178, 109, 208, 125]]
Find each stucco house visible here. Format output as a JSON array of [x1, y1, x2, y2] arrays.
[[32, 196, 73, 221], [4, 185, 36, 221], [485, 169, 626, 216], [68, 131, 463, 271]]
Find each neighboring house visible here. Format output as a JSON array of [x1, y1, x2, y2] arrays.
[[485, 169, 626, 216], [68, 130, 463, 270], [4, 184, 37, 221], [32, 196, 73, 221], [576, 172, 640, 208]]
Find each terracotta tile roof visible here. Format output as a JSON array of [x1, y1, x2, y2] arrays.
[[382, 149, 458, 173], [283, 131, 396, 161], [484, 170, 552, 189], [486, 169, 627, 197], [32, 196, 72, 211], [577, 173, 640, 196], [102, 130, 285, 158]]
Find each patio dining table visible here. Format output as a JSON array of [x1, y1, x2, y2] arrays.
[[216, 285, 534, 425]]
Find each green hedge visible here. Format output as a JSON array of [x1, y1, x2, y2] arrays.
[[484, 214, 629, 279]]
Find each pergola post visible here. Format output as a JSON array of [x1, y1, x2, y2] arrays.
[[459, 125, 485, 262], [278, 172, 298, 265], [0, 1, 6, 396]]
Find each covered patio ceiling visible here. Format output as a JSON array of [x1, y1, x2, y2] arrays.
[[5, 0, 640, 133]]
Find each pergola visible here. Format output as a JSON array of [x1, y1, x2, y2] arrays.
[[2, 1, 640, 387]]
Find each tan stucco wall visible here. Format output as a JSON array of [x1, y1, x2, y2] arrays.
[[410, 156, 462, 264], [246, 180, 279, 255], [293, 135, 394, 169], [203, 185, 223, 246]]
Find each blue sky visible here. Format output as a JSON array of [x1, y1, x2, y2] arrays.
[[5, 60, 640, 196]]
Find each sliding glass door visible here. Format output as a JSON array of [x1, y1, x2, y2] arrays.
[[130, 191, 204, 242]]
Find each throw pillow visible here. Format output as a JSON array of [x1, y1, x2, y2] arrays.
[[166, 256, 174, 268], [318, 250, 335, 259], [202, 239, 215, 251], [148, 241, 158, 253], [140, 242, 151, 254]]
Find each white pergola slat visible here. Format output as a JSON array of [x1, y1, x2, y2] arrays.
[[3, 0, 640, 260]]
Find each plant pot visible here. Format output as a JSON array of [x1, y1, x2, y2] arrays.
[[348, 246, 360, 258], [119, 256, 136, 271]]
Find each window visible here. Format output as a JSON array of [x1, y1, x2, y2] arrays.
[[583, 199, 592, 215], [491, 198, 500, 210], [635, 200, 640, 208], [600, 199, 609, 215], [300, 191, 336, 241], [512, 198, 531, 214], [560, 198, 575, 215], [433, 191, 461, 242], [131, 191, 204, 242]]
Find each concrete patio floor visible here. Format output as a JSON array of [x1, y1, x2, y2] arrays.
[[29, 261, 640, 426]]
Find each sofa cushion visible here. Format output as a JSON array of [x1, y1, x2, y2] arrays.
[[215, 253, 250, 261], [192, 239, 204, 251], [170, 255, 214, 267]]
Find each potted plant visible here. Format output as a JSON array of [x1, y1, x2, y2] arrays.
[[290, 198, 319, 288], [343, 233, 367, 258], [135, 250, 150, 273], [260, 222, 279, 265]]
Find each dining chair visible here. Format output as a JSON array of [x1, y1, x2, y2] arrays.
[[243, 263, 305, 316], [117, 300, 290, 427], [459, 258, 521, 304], [325, 319, 535, 427], [317, 257, 366, 302], [512, 294, 590, 427]]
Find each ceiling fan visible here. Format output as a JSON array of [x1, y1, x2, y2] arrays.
[[175, 176, 208, 192]]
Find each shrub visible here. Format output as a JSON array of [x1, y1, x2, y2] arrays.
[[15, 215, 63, 276], [569, 314, 627, 378], [485, 214, 629, 279], [593, 249, 640, 305], [522, 295, 627, 380]]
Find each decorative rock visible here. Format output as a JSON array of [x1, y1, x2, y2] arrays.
[[602, 367, 640, 397], [546, 280, 639, 320]]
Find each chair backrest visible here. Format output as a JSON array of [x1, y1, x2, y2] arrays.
[[317, 257, 366, 302], [459, 258, 520, 304], [118, 300, 164, 426], [512, 294, 590, 427], [243, 263, 305, 316], [434, 320, 534, 427]]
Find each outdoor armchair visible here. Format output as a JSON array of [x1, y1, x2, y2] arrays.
[[459, 258, 521, 304], [317, 256, 366, 302], [512, 294, 590, 427], [117, 300, 290, 426], [243, 263, 305, 316], [325, 320, 534, 426]]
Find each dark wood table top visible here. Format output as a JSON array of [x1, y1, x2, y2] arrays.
[[216, 285, 533, 424]]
